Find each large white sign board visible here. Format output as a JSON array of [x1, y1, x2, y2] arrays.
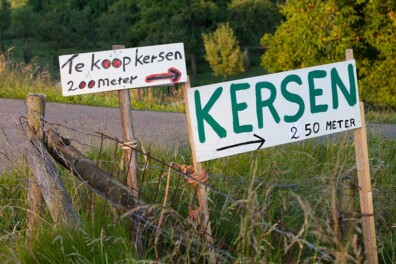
[[186, 60, 361, 162], [59, 43, 187, 96]]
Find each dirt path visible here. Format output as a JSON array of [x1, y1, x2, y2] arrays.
[[1, 98, 395, 172]]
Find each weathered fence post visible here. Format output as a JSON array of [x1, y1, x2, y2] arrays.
[[346, 49, 378, 264], [26, 93, 46, 237], [113, 45, 144, 257], [26, 93, 80, 232], [26, 138, 81, 227]]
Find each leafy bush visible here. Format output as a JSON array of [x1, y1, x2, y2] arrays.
[[261, 0, 396, 109], [203, 23, 244, 81]]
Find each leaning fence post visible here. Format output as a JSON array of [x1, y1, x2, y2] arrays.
[[113, 45, 144, 257], [26, 93, 46, 237], [26, 138, 81, 227], [183, 77, 216, 263]]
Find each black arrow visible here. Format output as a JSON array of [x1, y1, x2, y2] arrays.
[[145, 67, 181, 83], [216, 134, 266, 151]]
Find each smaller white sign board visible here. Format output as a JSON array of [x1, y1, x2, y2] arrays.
[[59, 43, 187, 96], [186, 60, 362, 162]]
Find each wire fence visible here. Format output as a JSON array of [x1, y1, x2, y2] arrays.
[[19, 106, 379, 263]]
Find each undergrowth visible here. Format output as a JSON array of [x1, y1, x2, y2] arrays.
[[0, 132, 395, 263]]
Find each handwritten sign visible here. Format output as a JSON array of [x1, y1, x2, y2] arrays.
[[186, 60, 362, 162], [59, 43, 187, 96]]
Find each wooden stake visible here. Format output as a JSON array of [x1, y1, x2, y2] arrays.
[[339, 176, 356, 245], [26, 138, 80, 227], [183, 78, 216, 264], [346, 49, 378, 264], [26, 93, 46, 237], [113, 45, 139, 196], [26, 93, 80, 232], [113, 45, 144, 257]]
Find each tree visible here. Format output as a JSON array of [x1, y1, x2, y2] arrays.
[[11, 5, 38, 39], [11, 5, 38, 63], [131, 0, 182, 46], [359, 1, 396, 108], [202, 23, 244, 80], [38, 3, 95, 67], [0, 0, 11, 50], [177, 0, 218, 79], [97, 0, 140, 46], [228, 0, 281, 70], [131, 0, 218, 79], [27, 0, 51, 12], [261, 0, 361, 72], [260, 0, 396, 109]]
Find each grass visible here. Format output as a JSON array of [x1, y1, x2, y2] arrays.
[[1, 36, 395, 263], [0, 131, 395, 263], [365, 110, 396, 124]]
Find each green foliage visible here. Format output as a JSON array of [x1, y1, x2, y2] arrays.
[[261, 0, 361, 71], [131, 0, 183, 46], [1, 0, 395, 109], [97, 0, 140, 46], [9, 5, 37, 39], [359, 1, 396, 108], [261, 0, 396, 109], [0, 0, 11, 41], [177, 0, 218, 52], [228, 0, 280, 47], [202, 23, 244, 80], [9, 0, 25, 8], [38, 3, 96, 50], [228, 0, 281, 70]]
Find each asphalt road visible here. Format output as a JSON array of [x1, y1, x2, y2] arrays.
[[0, 98, 395, 172], [0, 98, 189, 172]]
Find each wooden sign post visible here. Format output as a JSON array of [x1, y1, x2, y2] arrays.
[[183, 77, 216, 263], [347, 49, 378, 264], [185, 52, 378, 263], [112, 45, 144, 257], [58, 43, 188, 258], [112, 45, 139, 198]]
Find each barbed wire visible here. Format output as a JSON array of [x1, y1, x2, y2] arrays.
[[20, 109, 340, 262]]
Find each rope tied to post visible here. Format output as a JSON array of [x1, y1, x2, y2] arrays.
[[179, 164, 209, 227], [180, 164, 209, 189]]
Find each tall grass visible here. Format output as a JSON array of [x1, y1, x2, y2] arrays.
[[1, 132, 395, 263]]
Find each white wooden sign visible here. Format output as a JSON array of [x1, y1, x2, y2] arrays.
[[59, 43, 187, 96], [186, 60, 362, 162]]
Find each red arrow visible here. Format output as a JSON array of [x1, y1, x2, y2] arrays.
[[145, 67, 182, 83]]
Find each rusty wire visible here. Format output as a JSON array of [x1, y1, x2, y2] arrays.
[[20, 112, 335, 262]]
